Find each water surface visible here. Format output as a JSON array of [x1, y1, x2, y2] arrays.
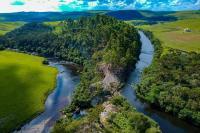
[[15, 62, 79, 133], [121, 31, 199, 133]]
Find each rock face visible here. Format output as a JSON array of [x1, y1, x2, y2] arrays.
[[98, 63, 122, 93], [100, 102, 118, 125], [89, 63, 125, 106]]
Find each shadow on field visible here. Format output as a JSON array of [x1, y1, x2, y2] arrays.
[[0, 64, 45, 132]]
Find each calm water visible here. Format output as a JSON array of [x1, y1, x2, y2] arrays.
[[14, 31, 200, 133], [15, 63, 79, 133], [121, 31, 200, 133]]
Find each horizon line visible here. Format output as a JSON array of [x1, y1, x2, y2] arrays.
[[0, 9, 199, 14]]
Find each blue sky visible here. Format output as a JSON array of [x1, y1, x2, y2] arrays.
[[0, 0, 199, 13]]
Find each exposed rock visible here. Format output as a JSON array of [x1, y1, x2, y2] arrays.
[[100, 102, 118, 125], [89, 63, 125, 107], [98, 63, 123, 93]]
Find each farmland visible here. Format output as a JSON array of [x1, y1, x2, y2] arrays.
[[137, 18, 200, 52], [0, 22, 24, 36]]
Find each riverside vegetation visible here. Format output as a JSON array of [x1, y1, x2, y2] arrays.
[[136, 31, 200, 126], [0, 15, 161, 132]]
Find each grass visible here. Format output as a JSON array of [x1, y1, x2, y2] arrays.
[[0, 22, 25, 36], [44, 21, 63, 34], [137, 18, 200, 53], [168, 10, 200, 20], [0, 50, 57, 132]]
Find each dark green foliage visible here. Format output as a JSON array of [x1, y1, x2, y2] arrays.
[[53, 105, 104, 133], [61, 15, 141, 110], [49, 15, 145, 132], [0, 44, 5, 50], [42, 59, 49, 65], [0, 15, 145, 131], [0, 14, 141, 112], [0, 14, 140, 107], [136, 31, 200, 126], [106, 96, 161, 133], [0, 15, 140, 66], [53, 96, 161, 133], [0, 22, 84, 64]]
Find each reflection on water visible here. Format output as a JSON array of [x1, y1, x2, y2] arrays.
[[15, 63, 79, 133], [121, 31, 199, 133]]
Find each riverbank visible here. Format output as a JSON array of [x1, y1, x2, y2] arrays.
[[15, 62, 80, 133], [135, 31, 200, 131], [123, 31, 200, 133], [0, 50, 57, 132], [52, 30, 162, 132]]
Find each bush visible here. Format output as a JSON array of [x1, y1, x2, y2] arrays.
[[42, 59, 49, 65]]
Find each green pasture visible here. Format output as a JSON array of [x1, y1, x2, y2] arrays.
[[0, 50, 57, 132], [0, 22, 24, 36], [138, 18, 200, 52]]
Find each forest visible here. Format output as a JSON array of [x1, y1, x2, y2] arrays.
[[53, 96, 161, 133], [136, 31, 200, 126], [0, 15, 162, 132]]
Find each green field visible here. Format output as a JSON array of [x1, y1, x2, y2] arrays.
[[0, 22, 24, 36], [0, 51, 57, 132], [168, 10, 200, 20], [137, 18, 200, 53]]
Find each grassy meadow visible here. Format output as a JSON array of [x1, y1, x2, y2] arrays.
[[0, 22, 24, 36], [0, 50, 57, 132], [137, 18, 200, 53]]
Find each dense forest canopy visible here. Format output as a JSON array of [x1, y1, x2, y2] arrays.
[[0, 15, 140, 66], [0, 15, 162, 132], [136, 31, 200, 126]]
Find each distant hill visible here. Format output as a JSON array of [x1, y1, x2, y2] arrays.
[[0, 12, 95, 22], [0, 10, 199, 23], [105, 10, 176, 21]]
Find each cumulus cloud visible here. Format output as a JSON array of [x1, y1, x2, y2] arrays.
[[195, 0, 200, 6], [0, 0, 199, 13], [88, 0, 99, 7]]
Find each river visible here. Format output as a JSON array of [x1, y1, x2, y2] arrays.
[[121, 31, 199, 133], [15, 31, 199, 133], [15, 62, 80, 133]]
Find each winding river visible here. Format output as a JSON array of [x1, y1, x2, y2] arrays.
[[121, 31, 199, 133], [15, 62, 80, 133], [14, 31, 199, 133]]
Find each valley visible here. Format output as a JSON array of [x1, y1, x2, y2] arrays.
[[0, 10, 199, 133]]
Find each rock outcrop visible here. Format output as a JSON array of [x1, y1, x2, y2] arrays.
[[100, 102, 118, 125]]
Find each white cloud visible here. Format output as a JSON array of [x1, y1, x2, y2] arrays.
[[0, 0, 62, 12], [0, 0, 199, 13], [195, 0, 200, 6], [116, 1, 127, 7], [88, 1, 99, 7], [0, 0, 83, 12], [136, 0, 147, 4], [170, 0, 181, 6]]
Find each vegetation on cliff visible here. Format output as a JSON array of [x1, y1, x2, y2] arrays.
[[53, 96, 161, 133], [52, 16, 161, 132]]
